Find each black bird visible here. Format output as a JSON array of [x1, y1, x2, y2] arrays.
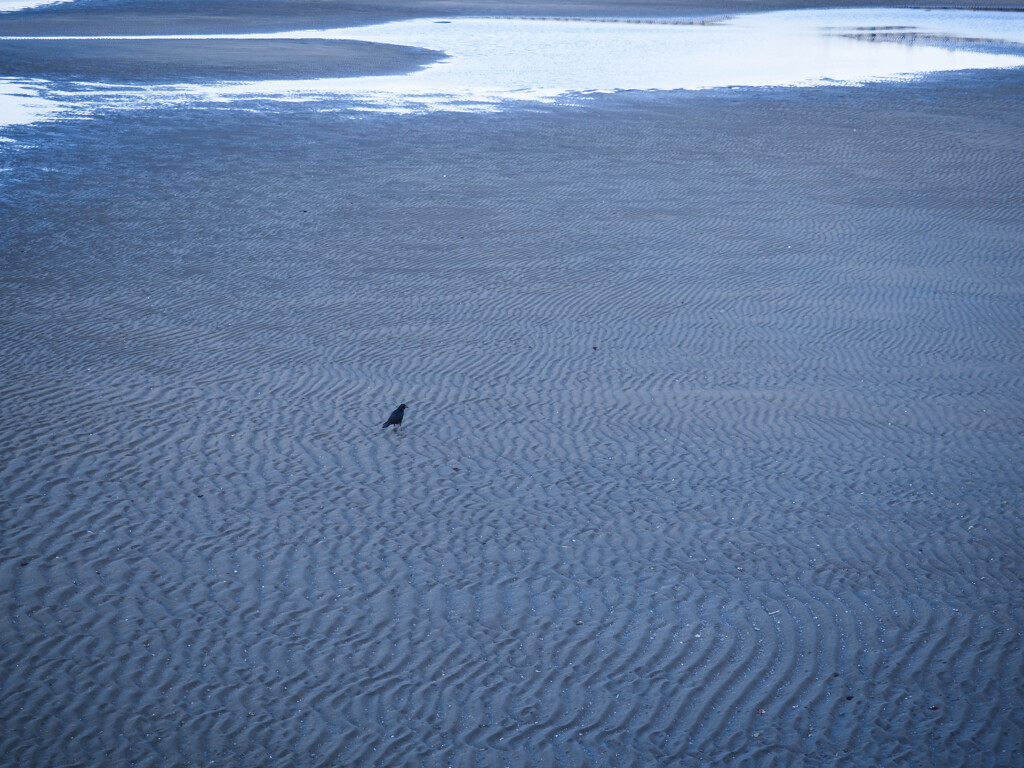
[[383, 403, 407, 430]]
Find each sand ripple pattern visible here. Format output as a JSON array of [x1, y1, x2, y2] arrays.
[[2, 84, 1023, 767]]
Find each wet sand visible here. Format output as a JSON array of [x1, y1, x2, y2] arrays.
[[1, 2, 1023, 767], [0, 38, 443, 83]]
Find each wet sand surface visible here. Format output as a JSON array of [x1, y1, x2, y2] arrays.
[[2, 2, 1023, 767], [0, 38, 443, 83]]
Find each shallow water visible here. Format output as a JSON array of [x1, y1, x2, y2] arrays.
[[0, 0, 72, 11], [1, 7, 1023, 126]]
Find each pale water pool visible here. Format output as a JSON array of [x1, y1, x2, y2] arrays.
[[1, 7, 1023, 128]]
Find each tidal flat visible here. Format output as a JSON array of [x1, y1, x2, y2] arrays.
[[2, 2, 1023, 766]]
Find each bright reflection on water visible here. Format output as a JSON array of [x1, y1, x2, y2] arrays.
[[0, 0, 73, 11], [1, 7, 1023, 125], [278, 9, 1024, 109]]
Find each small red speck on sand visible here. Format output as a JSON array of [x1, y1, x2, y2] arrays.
[[593, 346, 598, 350], [452, 467, 460, 471]]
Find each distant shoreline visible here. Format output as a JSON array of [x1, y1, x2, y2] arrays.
[[4, 0, 1024, 36]]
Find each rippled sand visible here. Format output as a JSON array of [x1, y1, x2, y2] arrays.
[[2, 3, 1023, 767]]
